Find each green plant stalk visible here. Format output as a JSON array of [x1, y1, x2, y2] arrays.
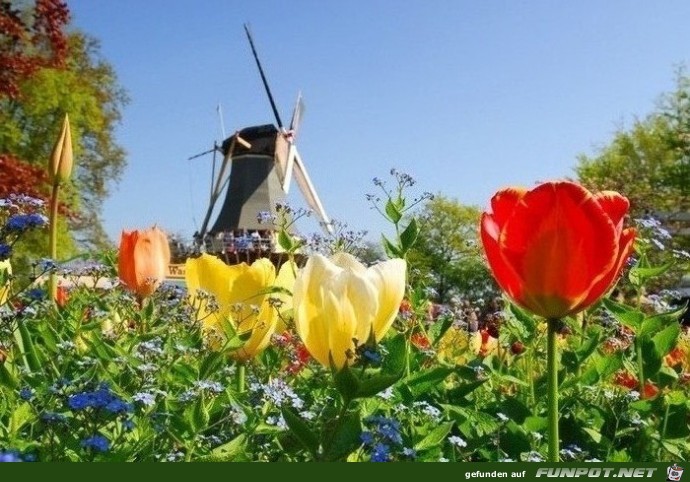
[[48, 183, 60, 303], [237, 363, 246, 393], [527, 350, 536, 412], [636, 339, 645, 394], [634, 289, 645, 393], [547, 318, 560, 462]]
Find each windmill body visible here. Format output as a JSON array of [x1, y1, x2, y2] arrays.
[[174, 25, 332, 270], [211, 124, 287, 233]]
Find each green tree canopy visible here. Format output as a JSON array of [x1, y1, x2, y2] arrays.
[[575, 71, 690, 244], [1, 1, 128, 252], [407, 194, 496, 304]]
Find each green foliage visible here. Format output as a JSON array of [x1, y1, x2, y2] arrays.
[[407, 195, 496, 303], [575, 69, 690, 261], [0, 31, 128, 250]]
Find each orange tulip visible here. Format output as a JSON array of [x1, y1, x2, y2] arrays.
[[481, 181, 636, 319], [118, 226, 171, 298]]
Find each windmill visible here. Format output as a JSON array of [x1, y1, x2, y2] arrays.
[[188, 24, 333, 266]]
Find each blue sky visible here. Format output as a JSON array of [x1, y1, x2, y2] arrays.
[[67, 0, 690, 244]]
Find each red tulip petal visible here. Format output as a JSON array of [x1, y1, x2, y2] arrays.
[[480, 213, 526, 303], [595, 191, 630, 232], [500, 181, 618, 318], [490, 187, 527, 228], [573, 227, 636, 314]]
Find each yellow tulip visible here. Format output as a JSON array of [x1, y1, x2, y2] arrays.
[[0, 259, 11, 306], [293, 252, 406, 370], [185, 254, 295, 361], [48, 114, 74, 185]]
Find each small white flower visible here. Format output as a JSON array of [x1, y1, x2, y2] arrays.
[[448, 435, 467, 448]]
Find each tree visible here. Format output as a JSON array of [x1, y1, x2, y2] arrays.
[[575, 70, 690, 291], [407, 195, 496, 304], [0, 0, 69, 99], [0, 1, 128, 250]]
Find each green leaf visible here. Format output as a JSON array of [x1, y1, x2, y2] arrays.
[[282, 407, 319, 457], [0, 363, 19, 389], [399, 218, 419, 252], [652, 321, 681, 358], [496, 374, 529, 387], [498, 397, 531, 424], [601, 298, 644, 330], [383, 333, 407, 376], [204, 434, 247, 461], [385, 198, 403, 224], [141, 297, 155, 320], [628, 263, 672, 286], [401, 366, 454, 400], [14, 319, 41, 373], [357, 374, 402, 399], [583, 427, 602, 444], [278, 230, 295, 252], [381, 235, 402, 258], [333, 364, 361, 404], [523, 416, 547, 432], [596, 351, 623, 378], [508, 304, 537, 339], [447, 379, 487, 400], [190, 396, 209, 434], [640, 306, 686, 337], [10, 402, 33, 436], [323, 411, 361, 461], [662, 440, 685, 458], [429, 315, 455, 348], [641, 338, 662, 378], [199, 352, 225, 380], [414, 422, 454, 451], [639, 316, 664, 338]]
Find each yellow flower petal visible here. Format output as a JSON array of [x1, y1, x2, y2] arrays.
[[368, 259, 407, 341]]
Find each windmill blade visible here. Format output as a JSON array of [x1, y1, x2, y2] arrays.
[[292, 149, 333, 234], [281, 143, 296, 193], [198, 147, 233, 238], [197, 133, 251, 237], [244, 23, 284, 129], [288, 92, 305, 140]]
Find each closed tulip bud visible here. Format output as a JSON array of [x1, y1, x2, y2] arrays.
[[481, 181, 636, 320], [118, 226, 171, 298], [48, 114, 74, 184], [185, 254, 296, 361], [293, 252, 406, 370]]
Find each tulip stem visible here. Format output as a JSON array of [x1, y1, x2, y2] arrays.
[[547, 318, 560, 462], [48, 183, 60, 304], [636, 339, 645, 394], [236, 363, 246, 393]]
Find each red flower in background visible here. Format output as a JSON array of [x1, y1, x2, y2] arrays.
[[480, 181, 636, 319], [56, 284, 69, 308], [613, 370, 638, 390], [642, 382, 659, 399], [411, 332, 431, 350], [664, 346, 685, 367]]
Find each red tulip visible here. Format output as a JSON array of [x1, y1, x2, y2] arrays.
[[481, 181, 636, 319], [118, 226, 171, 298]]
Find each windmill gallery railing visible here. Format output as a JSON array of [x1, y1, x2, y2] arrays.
[[166, 229, 299, 280]]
